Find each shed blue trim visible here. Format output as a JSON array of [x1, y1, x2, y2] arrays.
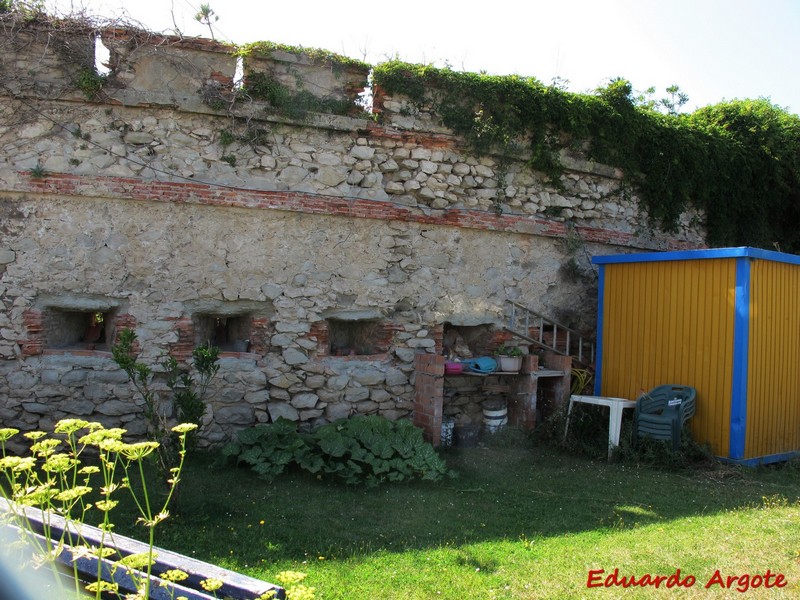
[[592, 246, 800, 266], [594, 265, 606, 395], [718, 450, 800, 467], [729, 257, 751, 460]]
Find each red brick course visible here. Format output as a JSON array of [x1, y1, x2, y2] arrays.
[[12, 171, 704, 251]]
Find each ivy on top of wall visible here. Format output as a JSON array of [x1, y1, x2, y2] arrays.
[[236, 40, 371, 71], [372, 61, 800, 252]]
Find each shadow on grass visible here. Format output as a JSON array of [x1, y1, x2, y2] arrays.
[[112, 419, 800, 569]]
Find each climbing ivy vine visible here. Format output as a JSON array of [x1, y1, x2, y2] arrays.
[[372, 61, 800, 252]]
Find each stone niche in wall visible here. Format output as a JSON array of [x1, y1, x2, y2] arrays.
[[35, 294, 128, 353], [442, 322, 499, 360], [172, 299, 276, 358], [316, 309, 397, 358]]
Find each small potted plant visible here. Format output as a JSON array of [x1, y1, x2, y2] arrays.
[[495, 345, 524, 372]]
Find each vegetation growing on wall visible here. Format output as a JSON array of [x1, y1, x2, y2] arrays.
[[236, 41, 370, 72], [373, 62, 800, 252], [242, 71, 355, 121], [0, 0, 45, 14], [74, 66, 107, 99], [234, 42, 368, 121]]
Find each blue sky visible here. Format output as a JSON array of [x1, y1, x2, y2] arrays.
[[51, 0, 800, 114]]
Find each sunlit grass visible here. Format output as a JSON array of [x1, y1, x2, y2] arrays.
[[114, 442, 800, 599]]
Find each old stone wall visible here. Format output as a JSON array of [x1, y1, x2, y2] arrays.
[[0, 17, 705, 444]]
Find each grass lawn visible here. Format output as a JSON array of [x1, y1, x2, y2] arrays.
[[113, 435, 800, 599]]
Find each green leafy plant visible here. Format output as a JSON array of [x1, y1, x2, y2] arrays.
[[313, 416, 450, 486], [495, 345, 523, 357], [111, 329, 167, 470], [112, 328, 220, 476], [242, 71, 354, 121], [236, 41, 370, 72], [194, 3, 219, 40], [0, 0, 45, 15], [222, 416, 450, 486], [218, 128, 237, 146], [0, 420, 196, 600], [163, 343, 220, 450], [74, 67, 107, 100], [28, 162, 46, 178], [221, 418, 320, 481]]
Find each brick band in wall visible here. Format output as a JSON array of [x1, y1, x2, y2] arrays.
[[5, 172, 703, 251]]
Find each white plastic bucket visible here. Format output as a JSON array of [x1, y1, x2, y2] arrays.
[[483, 404, 508, 433]]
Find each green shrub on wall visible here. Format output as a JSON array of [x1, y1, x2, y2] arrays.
[[373, 62, 800, 252]]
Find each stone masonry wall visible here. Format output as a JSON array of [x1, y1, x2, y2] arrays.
[[0, 17, 706, 445]]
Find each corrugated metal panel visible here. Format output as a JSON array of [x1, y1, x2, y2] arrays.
[[600, 259, 736, 456], [746, 260, 800, 458]]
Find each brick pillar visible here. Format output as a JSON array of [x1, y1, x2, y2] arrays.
[[508, 354, 539, 429], [248, 317, 271, 355], [308, 320, 329, 356], [413, 353, 445, 446], [20, 308, 45, 357], [163, 316, 193, 361], [430, 324, 444, 356], [113, 313, 140, 352]]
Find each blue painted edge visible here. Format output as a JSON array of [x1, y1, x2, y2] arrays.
[[592, 246, 800, 266], [729, 257, 751, 460], [718, 451, 800, 467], [594, 265, 605, 395]]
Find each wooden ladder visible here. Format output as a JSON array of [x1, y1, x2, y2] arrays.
[[504, 300, 595, 368]]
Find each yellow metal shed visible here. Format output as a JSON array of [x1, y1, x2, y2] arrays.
[[593, 247, 800, 465]]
